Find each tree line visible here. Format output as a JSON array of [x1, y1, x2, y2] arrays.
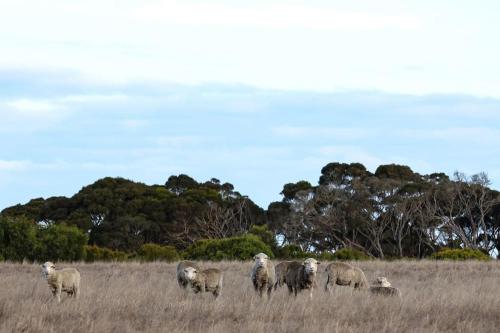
[[1, 162, 499, 261]]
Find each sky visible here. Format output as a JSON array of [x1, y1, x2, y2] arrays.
[[1, 0, 499, 209]]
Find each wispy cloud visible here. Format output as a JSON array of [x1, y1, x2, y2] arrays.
[[272, 126, 374, 140], [134, 2, 421, 30], [0, 160, 30, 171]]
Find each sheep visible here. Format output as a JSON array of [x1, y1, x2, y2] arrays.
[[369, 277, 402, 297], [251, 253, 275, 298], [284, 258, 320, 299], [324, 262, 368, 293], [176, 260, 201, 289], [41, 261, 80, 303], [274, 261, 293, 290], [183, 267, 223, 298]]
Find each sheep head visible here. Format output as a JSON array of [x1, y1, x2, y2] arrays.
[[41, 261, 56, 277], [303, 258, 320, 274], [253, 253, 269, 268], [183, 267, 199, 281], [375, 277, 391, 287]]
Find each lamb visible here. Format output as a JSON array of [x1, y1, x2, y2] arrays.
[[324, 262, 368, 292], [251, 253, 275, 298], [369, 277, 402, 297], [285, 258, 320, 299], [41, 261, 80, 303], [176, 260, 201, 289], [274, 261, 293, 290], [183, 267, 223, 298]]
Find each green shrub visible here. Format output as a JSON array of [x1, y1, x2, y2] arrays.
[[184, 234, 273, 261], [137, 243, 180, 262], [37, 224, 88, 262], [328, 248, 371, 261], [430, 248, 490, 261], [84, 245, 128, 262], [277, 244, 308, 259], [0, 216, 39, 261], [248, 225, 277, 253]]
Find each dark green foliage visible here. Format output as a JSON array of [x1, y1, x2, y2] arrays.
[[137, 243, 180, 262], [375, 164, 418, 181], [319, 162, 369, 185], [281, 181, 313, 201], [184, 234, 273, 261], [430, 248, 490, 261], [83, 245, 128, 262], [37, 224, 88, 262], [0, 216, 39, 261], [0, 216, 87, 262], [277, 244, 308, 259], [248, 224, 277, 253], [328, 248, 371, 261]]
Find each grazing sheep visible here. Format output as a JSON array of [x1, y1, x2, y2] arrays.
[[274, 261, 293, 290], [183, 267, 223, 298], [285, 258, 320, 299], [251, 253, 275, 298], [41, 261, 80, 303], [369, 277, 402, 297], [324, 262, 368, 292], [176, 260, 201, 289]]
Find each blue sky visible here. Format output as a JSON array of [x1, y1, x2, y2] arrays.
[[1, 1, 500, 209]]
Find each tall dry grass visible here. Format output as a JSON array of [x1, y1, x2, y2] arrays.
[[0, 260, 499, 333]]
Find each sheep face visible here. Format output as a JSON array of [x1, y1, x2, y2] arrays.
[[183, 267, 198, 281], [303, 258, 320, 274], [41, 261, 56, 277], [376, 277, 391, 287], [253, 253, 269, 268]]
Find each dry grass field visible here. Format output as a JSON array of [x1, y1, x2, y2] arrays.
[[0, 260, 499, 333]]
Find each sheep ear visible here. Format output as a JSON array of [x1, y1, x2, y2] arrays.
[[317, 262, 321, 265]]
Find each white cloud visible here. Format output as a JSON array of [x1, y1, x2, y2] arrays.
[[272, 126, 374, 140], [397, 127, 500, 145], [6, 99, 60, 113], [0, 160, 30, 171], [121, 119, 148, 130], [134, 2, 421, 31], [316, 145, 386, 170]]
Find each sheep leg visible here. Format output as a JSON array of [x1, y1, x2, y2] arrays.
[[267, 286, 273, 299], [55, 284, 62, 303]]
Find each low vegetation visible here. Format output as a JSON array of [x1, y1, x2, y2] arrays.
[[0, 260, 499, 332]]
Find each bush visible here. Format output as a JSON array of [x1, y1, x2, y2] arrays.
[[37, 224, 88, 262], [277, 244, 308, 259], [137, 243, 180, 262], [84, 245, 128, 262], [0, 216, 39, 261], [430, 248, 490, 261], [327, 248, 371, 261], [184, 234, 273, 261], [248, 225, 277, 253]]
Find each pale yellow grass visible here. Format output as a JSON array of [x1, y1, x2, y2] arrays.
[[0, 260, 499, 333]]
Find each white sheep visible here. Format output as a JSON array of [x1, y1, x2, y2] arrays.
[[183, 267, 223, 298], [369, 277, 402, 297], [41, 261, 80, 303], [251, 253, 275, 298], [176, 260, 201, 289]]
